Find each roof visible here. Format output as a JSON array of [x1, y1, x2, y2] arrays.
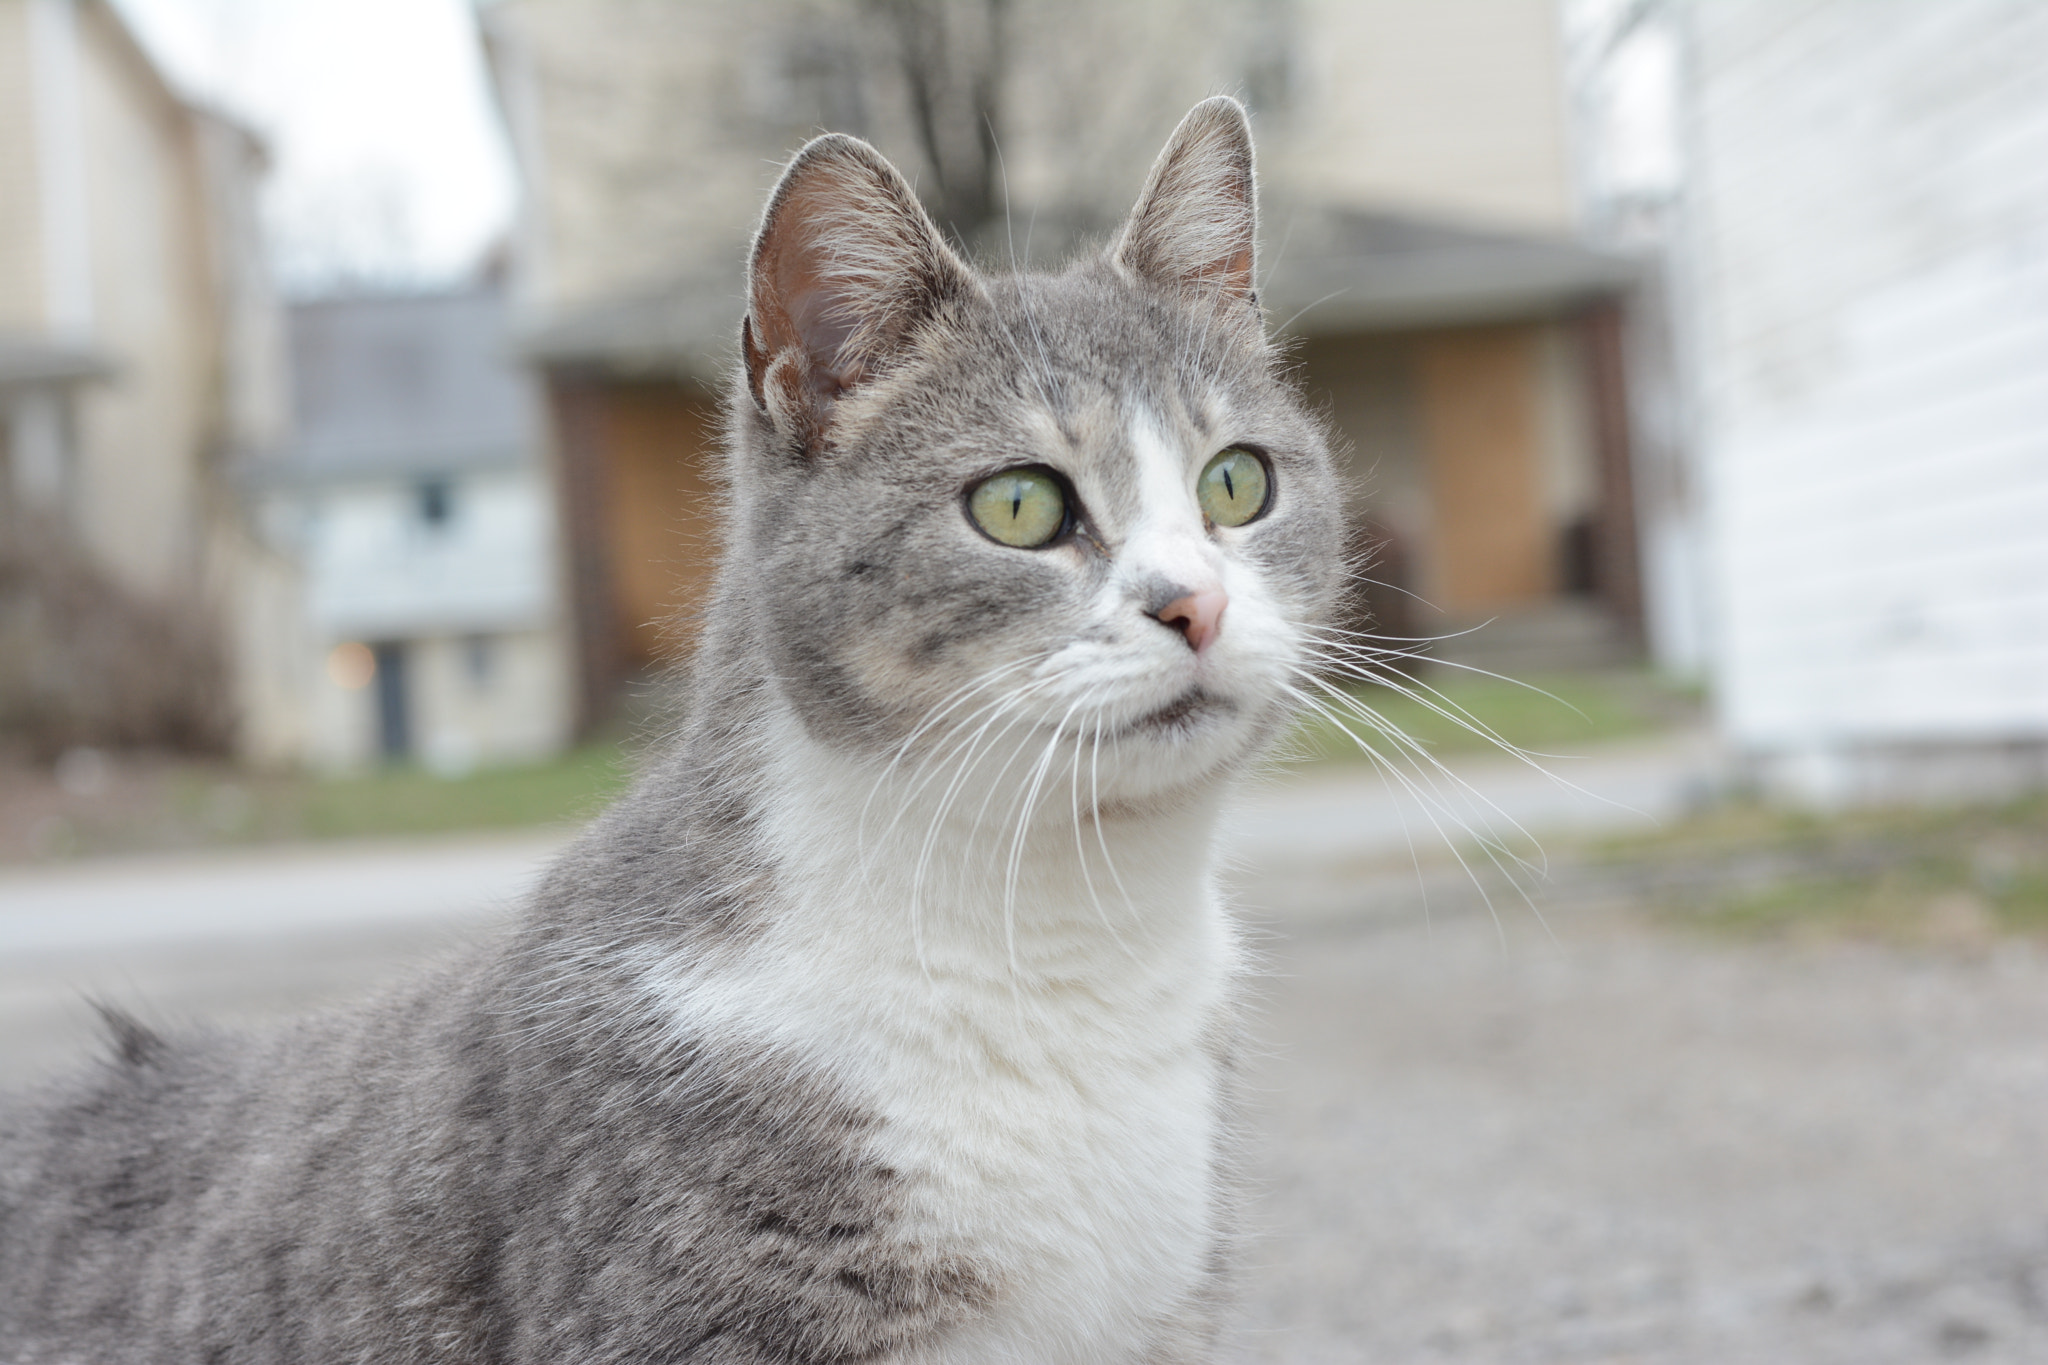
[[0, 336, 115, 391], [1258, 206, 1640, 336], [0, 335, 114, 388], [519, 275, 741, 383], [268, 287, 540, 484], [515, 204, 1637, 382]]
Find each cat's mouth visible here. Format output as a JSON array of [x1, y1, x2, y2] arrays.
[[1125, 687, 1233, 737]]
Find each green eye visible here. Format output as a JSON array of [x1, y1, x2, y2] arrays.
[[1197, 448, 1270, 527], [968, 468, 1067, 548]]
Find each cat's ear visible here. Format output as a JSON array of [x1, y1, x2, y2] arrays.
[[744, 134, 979, 445], [1113, 97, 1258, 307]]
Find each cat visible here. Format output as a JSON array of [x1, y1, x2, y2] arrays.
[[0, 96, 1344, 1363]]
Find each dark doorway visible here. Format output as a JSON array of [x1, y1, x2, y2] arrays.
[[371, 641, 411, 760]]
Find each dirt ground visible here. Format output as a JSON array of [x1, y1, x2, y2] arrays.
[[3, 781, 2046, 1362], [1233, 876, 2048, 1364]]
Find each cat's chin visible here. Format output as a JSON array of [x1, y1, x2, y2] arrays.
[[1088, 686, 1278, 804]]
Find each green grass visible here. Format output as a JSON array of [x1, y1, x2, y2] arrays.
[[10, 742, 635, 862], [1596, 793, 2048, 942], [1287, 669, 1692, 764], [294, 743, 634, 840]]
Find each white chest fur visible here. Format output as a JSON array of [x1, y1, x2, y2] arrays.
[[872, 918, 1228, 1365], [655, 732, 1238, 1363]]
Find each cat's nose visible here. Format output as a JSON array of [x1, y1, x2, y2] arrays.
[[1150, 588, 1228, 654]]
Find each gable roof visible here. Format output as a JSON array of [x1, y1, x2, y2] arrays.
[[0, 335, 115, 390], [1259, 207, 1640, 336], [272, 287, 539, 483], [513, 204, 1637, 383]]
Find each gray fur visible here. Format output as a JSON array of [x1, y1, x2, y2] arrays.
[[1, 98, 1342, 1362]]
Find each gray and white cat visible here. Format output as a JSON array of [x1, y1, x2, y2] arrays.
[[0, 97, 1343, 1363]]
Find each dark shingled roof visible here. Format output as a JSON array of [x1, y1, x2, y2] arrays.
[[270, 287, 540, 483], [1259, 207, 1640, 336], [0, 335, 114, 390], [514, 204, 1637, 382]]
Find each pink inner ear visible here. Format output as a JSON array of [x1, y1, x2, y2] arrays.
[[743, 133, 978, 425], [1210, 247, 1255, 299], [746, 149, 924, 411], [747, 164, 867, 406], [1116, 99, 1259, 305], [782, 283, 861, 392]]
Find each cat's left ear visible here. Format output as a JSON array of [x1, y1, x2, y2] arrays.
[[744, 134, 980, 448], [1114, 97, 1259, 308]]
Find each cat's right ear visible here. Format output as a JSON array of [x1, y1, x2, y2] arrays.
[[744, 135, 979, 449], [1113, 97, 1259, 310]]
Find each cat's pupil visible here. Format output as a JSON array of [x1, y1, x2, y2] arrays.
[[1010, 496, 1021, 519], [1222, 470, 1235, 500]]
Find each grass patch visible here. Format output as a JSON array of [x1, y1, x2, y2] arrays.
[[1597, 793, 2048, 943], [1288, 669, 1693, 764], [295, 743, 633, 840], [4, 742, 635, 862]]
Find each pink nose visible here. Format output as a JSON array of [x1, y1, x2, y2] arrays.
[[1154, 589, 1228, 654]]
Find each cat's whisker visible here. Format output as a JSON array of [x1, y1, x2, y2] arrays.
[[1331, 565, 1447, 614], [1297, 644, 1629, 833], [907, 699, 1035, 938], [1067, 700, 1139, 962], [1305, 623, 1583, 694], [858, 655, 1060, 885], [897, 693, 1026, 974], [1298, 649, 1540, 770], [1285, 668, 1561, 941], [1279, 680, 1522, 949], [904, 677, 1064, 961], [1001, 696, 1092, 971], [1089, 706, 1141, 924], [1292, 668, 1547, 878]]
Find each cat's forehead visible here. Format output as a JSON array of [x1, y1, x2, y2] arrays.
[[960, 268, 1266, 445]]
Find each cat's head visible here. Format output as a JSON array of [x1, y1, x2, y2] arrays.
[[726, 98, 1343, 807]]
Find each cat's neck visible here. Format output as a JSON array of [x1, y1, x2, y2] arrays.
[[749, 699, 1228, 984]]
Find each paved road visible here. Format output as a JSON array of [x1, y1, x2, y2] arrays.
[[0, 833, 563, 1085]]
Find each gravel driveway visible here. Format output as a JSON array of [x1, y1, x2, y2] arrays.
[[1235, 888, 2048, 1363]]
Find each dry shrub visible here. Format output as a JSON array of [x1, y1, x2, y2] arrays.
[[0, 516, 231, 759]]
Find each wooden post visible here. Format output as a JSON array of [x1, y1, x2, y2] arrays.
[[1578, 301, 1645, 643], [544, 371, 625, 735]]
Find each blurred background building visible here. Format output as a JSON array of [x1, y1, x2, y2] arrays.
[[1576, 0, 2048, 803], [0, 0, 2040, 805], [246, 285, 569, 773], [482, 0, 1647, 728], [0, 0, 292, 762]]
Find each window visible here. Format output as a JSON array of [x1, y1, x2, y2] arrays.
[[416, 478, 453, 528], [463, 634, 496, 690]]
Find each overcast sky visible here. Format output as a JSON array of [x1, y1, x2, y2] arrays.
[[111, 0, 517, 293]]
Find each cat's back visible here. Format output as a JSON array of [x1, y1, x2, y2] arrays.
[[0, 964, 505, 1361]]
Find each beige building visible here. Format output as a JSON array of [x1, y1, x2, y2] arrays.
[[483, 0, 1639, 723], [250, 287, 573, 774], [0, 0, 302, 760]]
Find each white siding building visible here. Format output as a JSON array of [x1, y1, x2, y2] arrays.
[[251, 287, 571, 772], [1585, 0, 2048, 803]]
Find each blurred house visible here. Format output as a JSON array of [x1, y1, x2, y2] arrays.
[[480, 0, 1643, 728], [0, 0, 295, 758], [1581, 0, 2048, 803], [245, 287, 572, 773]]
